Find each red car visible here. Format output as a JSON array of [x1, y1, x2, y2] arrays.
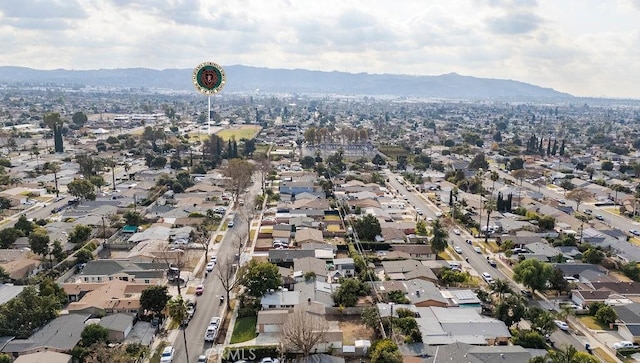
[[195, 285, 204, 296]]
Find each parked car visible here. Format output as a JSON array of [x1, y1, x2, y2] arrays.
[[454, 246, 463, 254], [210, 255, 217, 263], [195, 285, 204, 296], [554, 320, 569, 331], [160, 346, 174, 363], [488, 259, 497, 267], [453, 229, 461, 235], [435, 211, 443, 217], [613, 341, 639, 350], [205, 262, 215, 272], [204, 325, 217, 342], [521, 289, 532, 298], [631, 230, 640, 237], [596, 214, 604, 221], [186, 305, 196, 320], [481, 272, 494, 284], [259, 358, 280, 363], [473, 246, 482, 254], [210, 316, 221, 328], [197, 355, 207, 363], [416, 208, 423, 215], [584, 209, 593, 215], [227, 221, 235, 228]]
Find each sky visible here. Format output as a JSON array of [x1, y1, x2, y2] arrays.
[[1, 0, 640, 98]]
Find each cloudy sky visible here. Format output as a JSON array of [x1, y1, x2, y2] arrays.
[[1, 0, 639, 98]]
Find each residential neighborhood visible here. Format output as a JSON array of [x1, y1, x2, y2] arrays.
[[1, 85, 640, 363]]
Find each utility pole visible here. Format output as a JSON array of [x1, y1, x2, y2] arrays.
[[102, 216, 106, 244]]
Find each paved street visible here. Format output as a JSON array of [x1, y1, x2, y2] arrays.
[[384, 170, 589, 352], [172, 181, 259, 363], [488, 165, 640, 234]]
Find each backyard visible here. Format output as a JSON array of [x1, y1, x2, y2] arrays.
[[338, 318, 375, 345]]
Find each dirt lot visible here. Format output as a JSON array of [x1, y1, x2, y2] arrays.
[[336, 317, 375, 345]]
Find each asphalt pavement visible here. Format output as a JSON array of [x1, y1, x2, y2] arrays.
[[171, 182, 259, 363], [384, 169, 589, 352]]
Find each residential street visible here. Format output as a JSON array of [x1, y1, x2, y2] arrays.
[[172, 181, 259, 363], [384, 170, 589, 352]]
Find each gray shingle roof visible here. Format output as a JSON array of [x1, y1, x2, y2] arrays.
[[2, 314, 90, 353]]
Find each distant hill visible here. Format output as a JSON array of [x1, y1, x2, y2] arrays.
[[0, 65, 573, 100]]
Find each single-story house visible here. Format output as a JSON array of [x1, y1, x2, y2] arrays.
[[256, 309, 288, 333]]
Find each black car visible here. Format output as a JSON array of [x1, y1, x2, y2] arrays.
[[521, 289, 532, 298]]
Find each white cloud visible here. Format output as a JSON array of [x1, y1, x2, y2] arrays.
[[0, 0, 638, 98]]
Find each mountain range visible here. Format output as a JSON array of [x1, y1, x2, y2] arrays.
[[0, 65, 573, 100]]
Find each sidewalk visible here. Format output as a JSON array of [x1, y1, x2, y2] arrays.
[[218, 200, 266, 362], [492, 251, 623, 362]]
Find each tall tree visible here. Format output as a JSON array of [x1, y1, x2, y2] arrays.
[[567, 188, 591, 213], [223, 158, 255, 203], [47, 162, 61, 197], [80, 324, 109, 347], [44, 112, 64, 153], [513, 259, 553, 293], [430, 219, 448, 254], [14, 215, 34, 236], [240, 260, 282, 298], [490, 171, 499, 192], [76, 154, 97, 179], [281, 308, 328, 357], [559, 139, 566, 156], [29, 229, 50, 258], [0, 227, 22, 248], [215, 258, 242, 310], [140, 286, 170, 316], [67, 179, 96, 201], [352, 214, 382, 241], [166, 295, 190, 363], [72, 111, 88, 127]]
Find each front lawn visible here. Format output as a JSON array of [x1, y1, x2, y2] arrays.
[[578, 315, 610, 330], [150, 342, 168, 363], [230, 316, 257, 344], [593, 347, 618, 363]]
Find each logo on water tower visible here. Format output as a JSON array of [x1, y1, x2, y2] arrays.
[[192, 62, 226, 95]]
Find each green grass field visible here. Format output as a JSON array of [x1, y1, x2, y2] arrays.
[[216, 125, 261, 141], [578, 316, 610, 330], [378, 145, 409, 158], [230, 316, 257, 344]]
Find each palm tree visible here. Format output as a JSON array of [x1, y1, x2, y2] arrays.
[[490, 171, 499, 193], [512, 169, 529, 207], [491, 279, 512, 302], [48, 162, 61, 197], [484, 198, 497, 243], [105, 158, 117, 191], [166, 295, 190, 363], [542, 344, 599, 363]]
